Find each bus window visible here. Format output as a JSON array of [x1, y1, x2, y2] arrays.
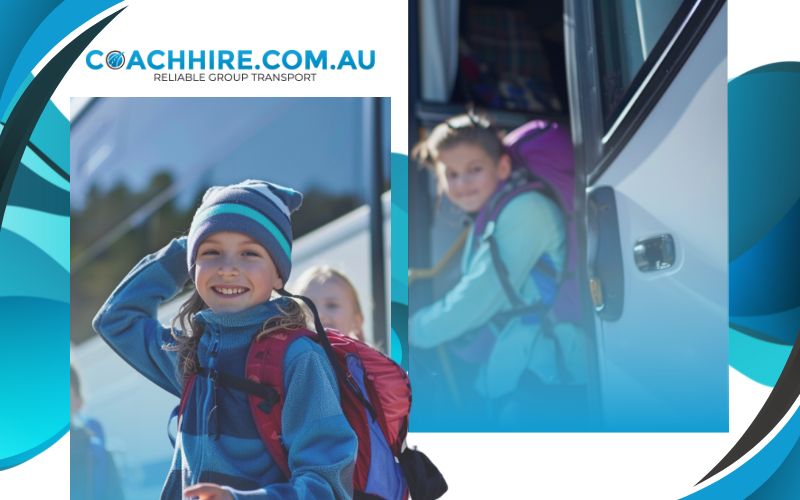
[[70, 97, 390, 348], [594, 0, 689, 131]]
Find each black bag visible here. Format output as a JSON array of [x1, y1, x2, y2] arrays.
[[399, 447, 448, 499]]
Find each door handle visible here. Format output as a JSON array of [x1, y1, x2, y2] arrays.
[[633, 234, 675, 272]]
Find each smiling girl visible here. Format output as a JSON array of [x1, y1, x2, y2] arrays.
[[93, 180, 357, 499], [410, 114, 567, 429]]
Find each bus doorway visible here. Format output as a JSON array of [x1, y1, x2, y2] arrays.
[[409, 0, 598, 431], [410, 0, 728, 432]]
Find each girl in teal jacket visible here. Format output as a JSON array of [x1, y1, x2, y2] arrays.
[[410, 114, 567, 430]]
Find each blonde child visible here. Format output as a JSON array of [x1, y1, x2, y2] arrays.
[[294, 266, 366, 343], [93, 180, 357, 499]]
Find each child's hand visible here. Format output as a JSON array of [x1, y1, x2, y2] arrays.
[[183, 483, 234, 500]]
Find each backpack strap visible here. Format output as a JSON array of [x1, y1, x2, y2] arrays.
[[482, 181, 562, 317], [232, 327, 376, 493], [168, 373, 197, 448], [196, 366, 280, 409], [481, 187, 573, 383], [473, 179, 546, 238], [173, 331, 312, 480], [539, 317, 574, 384], [191, 289, 382, 486], [276, 289, 378, 421]]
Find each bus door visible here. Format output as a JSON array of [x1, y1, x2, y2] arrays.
[[566, 0, 728, 430]]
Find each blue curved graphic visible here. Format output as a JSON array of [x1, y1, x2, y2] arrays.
[[0, 424, 69, 470], [390, 153, 408, 305], [390, 153, 408, 370], [0, 0, 123, 470], [19, 138, 69, 190], [728, 62, 800, 373], [8, 157, 70, 216], [750, 410, 800, 498], [685, 401, 800, 500], [730, 195, 800, 320], [390, 327, 403, 365], [28, 99, 70, 173], [728, 62, 800, 262], [0, 297, 70, 469], [0, 228, 69, 302], [1, 0, 122, 119], [729, 328, 791, 387], [692, 62, 800, 496], [731, 305, 800, 348], [0, 0, 60, 119]]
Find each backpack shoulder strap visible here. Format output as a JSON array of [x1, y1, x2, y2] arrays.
[[486, 235, 526, 310], [245, 328, 315, 480], [474, 179, 545, 238], [179, 374, 197, 415], [169, 373, 197, 448], [481, 181, 568, 333], [481, 181, 552, 304]]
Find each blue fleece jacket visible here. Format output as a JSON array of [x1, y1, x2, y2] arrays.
[[93, 237, 357, 499]]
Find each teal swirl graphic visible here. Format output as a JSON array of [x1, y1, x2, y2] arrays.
[[0, 127, 70, 470], [0, 2, 123, 470], [390, 152, 408, 369], [729, 62, 800, 372]]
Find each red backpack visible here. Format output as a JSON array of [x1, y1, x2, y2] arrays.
[[175, 292, 447, 500]]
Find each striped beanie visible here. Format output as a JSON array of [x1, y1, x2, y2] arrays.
[[187, 180, 303, 281]]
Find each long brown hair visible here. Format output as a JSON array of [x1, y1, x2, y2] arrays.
[[167, 290, 309, 382]]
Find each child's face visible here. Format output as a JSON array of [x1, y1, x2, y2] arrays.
[[437, 143, 511, 213], [302, 278, 364, 341], [194, 231, 283, 313]]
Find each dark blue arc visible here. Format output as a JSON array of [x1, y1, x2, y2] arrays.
[[0, 7, 124, 228]]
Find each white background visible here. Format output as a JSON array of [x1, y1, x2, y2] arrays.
[[2, 0, 800, 498]]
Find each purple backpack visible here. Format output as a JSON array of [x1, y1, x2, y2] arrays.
[[503, 120, 580, 323], [450, 120, 581, 379]]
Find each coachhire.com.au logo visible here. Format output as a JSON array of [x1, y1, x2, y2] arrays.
[[86, 49, 375, 72]]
